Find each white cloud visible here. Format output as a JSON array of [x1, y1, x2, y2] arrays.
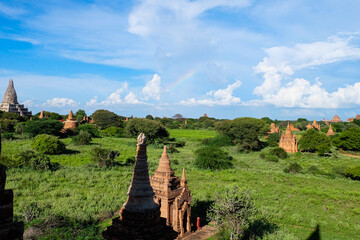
[[0, 3, 25, 17], [142, 74, 161, 100], [180, 80, 242, 106], [125, 92, 142, 104], [22, 99, 34, 107], [254, 35, 360, 96], [43, 98, 78, 108], [250, 35, 360, 108]]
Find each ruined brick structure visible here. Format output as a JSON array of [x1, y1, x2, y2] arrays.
[[306, 123, 314, 130], [289, 124, 300, 132], [269, 123, 280, 134], [103, 133, 176, 240], [0, 80, 31, 117], [327, 124, 335, 136], [312, 120, 321, 130], [125, 117, 129, 122], [0, 130, 24, 239], [203, 113, 208, 118], [150, 146, 192, 237], [279, 123, 298, 153], [63, 110, 78, 131], [330, 115, 342, 123], [39, 111, 45, 119]]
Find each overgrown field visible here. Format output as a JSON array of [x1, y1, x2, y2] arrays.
[[3, 129, 360, 239]]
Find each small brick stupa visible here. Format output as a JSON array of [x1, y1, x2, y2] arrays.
[[150, 146, 192, 237], [312, 120, 321, 130], [289, 124, 300, 132], [203, 113, 208, 118], [330, 114, 342, 123], [0, 130, 24, 239], [327, 124, 335, 136], [269, 123, 280, 134], [103, 133, 169, 240], [0, 79, 32, 117], [39, 111, 45, 119], [279, 122, 298, 153], [63, 110, 78, 131], [306, 123, 314, 130]]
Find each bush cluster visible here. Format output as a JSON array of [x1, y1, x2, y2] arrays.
[[344, 166, 360, 180], [332, 128, 360, 151], [91, 147, 120, 167], [194, 146, 232, 170], [23, 120, 64, 137], [124, 118, 169, 143], [72, 131, 92, 145], [32, 134, 66, 154], [284, 163, 302, 174], [269, 147, 288, 159], [76, 124, 100, 138], [298, 129, 331, 155], [202, 135, 232, 147]]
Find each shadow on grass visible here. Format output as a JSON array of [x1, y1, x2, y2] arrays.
[[242, 218, 278, 239], [190, 200, 214, 231], [63, 149, 80, 155]]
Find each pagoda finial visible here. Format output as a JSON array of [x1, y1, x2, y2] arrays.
[[155, 145, 175, 176], [180, 168, 187, 187], [68, 110, 75, 121], [123, 133, 157, 211], [285, 122, 292, 135]]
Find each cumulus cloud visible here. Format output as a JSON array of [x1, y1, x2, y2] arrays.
[[180, 80, 242, 106], [43, 98, 78, 107], [142, 74, 161, 100], [86, 82, 143, 106], [22, 99, 34, 107], [251, 35, 360, 108]]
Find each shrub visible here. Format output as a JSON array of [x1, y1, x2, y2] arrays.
[[284, 163, 302, 174], [332, 128, 360, 151], [30, 154, 52, 170], [259, 152, 265, 159], [24, 120, 64, 137], [102, 126, 123, 137], [194, 146, 232, 170], [298, 129, 331, 154], [32, 134, 66, 154], [91, 147, 120, 167], [91, 109, 124, 129], [24, 203, 42, 223], [344, 166, 360, 180], [237, 140, 261, 153], [124, 118, 169, 143], [269, 147, 288, 159], [207, 187, 256, 240], [1, 132, 15, 140], [0, 119, 17, 132], [76, 124, 100, 138], [10, 150, 36, 168], [265, 155, 279, 163], [307, 165, 321, 175], [15, 122, 26, 134], [72, 131, 92, 145], [202, 135, 232, 147], [167, 144, 179, 153]]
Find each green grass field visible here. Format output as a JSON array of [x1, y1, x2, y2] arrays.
[[2, 129, 360, 239]]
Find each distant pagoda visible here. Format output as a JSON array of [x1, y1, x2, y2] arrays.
[[0, 79, 32, 117]]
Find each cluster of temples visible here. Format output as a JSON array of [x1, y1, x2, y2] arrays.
[[0, 80, 31, 117], [103, 133, 192, 240]]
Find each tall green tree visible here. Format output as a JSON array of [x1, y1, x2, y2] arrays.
[[332, 128, 360, 151], [298, 129, 331, 155], [91, 110, 123, 129]]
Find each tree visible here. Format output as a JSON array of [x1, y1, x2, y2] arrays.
[[216, 118, 269, 150], [207, 187, 256, 240], [194, 146, 232, 170], [332, 128, 360, 151], [298, 129, 331, 154], [145, 114, 154, 120], [75, 109, 86, 122], [124, 118, 169, 143], [32, 134, 66, 154], [172, 113, 184, 120], [91, 109, 123, 129], [23, 120, 64, 137]]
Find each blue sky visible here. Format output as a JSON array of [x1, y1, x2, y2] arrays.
[[1, 0, 360, 120]]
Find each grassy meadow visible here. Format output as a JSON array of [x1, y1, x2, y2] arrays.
[[2, 128, 360, 239]]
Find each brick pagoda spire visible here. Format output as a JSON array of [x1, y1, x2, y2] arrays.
[[103, 133, 165, 240]]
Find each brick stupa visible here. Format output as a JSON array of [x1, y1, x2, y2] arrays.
[[306, 123, 314, 130], [327, 124, 335, 136], [269, 123, 280, 134], [289, 124, 300, 132], [279, 122, 298, 153], [150, 146, 192, 237], [103, 133, 172, 240], [0, 129, 24, 239], [63, 110, 78, 131], [330, 114, 342, 123], [39, 111, 45, 119], [0, 80, 31, 117], [312, 120, 321, 130]]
